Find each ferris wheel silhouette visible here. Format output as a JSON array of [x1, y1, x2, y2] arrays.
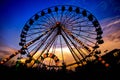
[[0, 5, 104, 70]]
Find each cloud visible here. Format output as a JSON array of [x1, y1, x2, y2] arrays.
[[98, 16, 120, 54], [0, 37, 17, 58], [101, 16, 120, 36], [101, 16, 120, 41], [106, 30, 120, 42], [0, 46, 16, 58]]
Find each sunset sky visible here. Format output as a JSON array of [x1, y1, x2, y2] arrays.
[[0, 0, 120, 63]]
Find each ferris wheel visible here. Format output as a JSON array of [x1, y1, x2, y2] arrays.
[[0, 5, 104, 70]]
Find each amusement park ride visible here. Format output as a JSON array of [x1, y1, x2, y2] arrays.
[[0, 5, 120, 72]]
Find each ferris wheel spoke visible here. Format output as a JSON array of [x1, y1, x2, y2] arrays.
[[52, 36, 58, 54], [39, 31, 58, 56], [67, 20, 88, 26], [26, 28, 50, 37], [70, 14, 82, 20], [26, 37, 40, 42], [24, 27, 56, 50], [72, 32, 96, 44], [31, 31, 58, 67], [47, 14, 57, 24], [60, 11, 64, 22], [29, 27, 46, 31], [64, 31, 88, 56], [30, 28, 57, 57], [62, 6, 75, 22], [73, 32, 96, 40], [65, 20, 88, 27], [32, 29, 56, 56], [61, 10, 71, 23], [27, 28, 49, 35], [62, 26, 91, 52], [62, 12, 73, 24], [33, 23, 51, 28], [26, 32, 46, 42], [61, 10, 69, 21], [64, 15, 78, 26], [61, 33, 81, 63], [72, 29, 96, 35], [65, 25, 94, 30], [27, 40, 41, 51], [64, 14, 80, 25], [59, 35, 64, 63], [44, 14, 55, 25], [28, 33, 52, 56], [40, 16, 54, 26], [57, 11, 61, 21], [66, 16, 86, 25], [26, 31, 45, 37], [45, 33, 58, 54], [28, 41, 44, 56], [50, 12, 57, 23], [38, 19, 53, 26], [35, 21, 51, 26], [32, 39, 57, 67], [62, 30, 87, 58], [46, 37, 57, 54]]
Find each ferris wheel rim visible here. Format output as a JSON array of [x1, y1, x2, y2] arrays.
[[18, 5, 104, 68]]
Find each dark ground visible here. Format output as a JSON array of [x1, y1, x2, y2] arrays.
[[0, 62, 120, 80]]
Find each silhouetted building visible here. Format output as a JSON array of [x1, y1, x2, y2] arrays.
[[102, 49, 120, 66]]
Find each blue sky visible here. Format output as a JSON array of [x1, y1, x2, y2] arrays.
[[0, 0, 120, 50]]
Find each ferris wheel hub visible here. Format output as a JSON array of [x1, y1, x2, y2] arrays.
[[56, 22, 62, 35], [56, 22, 61, 27], [56, 22, 61, 25]]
